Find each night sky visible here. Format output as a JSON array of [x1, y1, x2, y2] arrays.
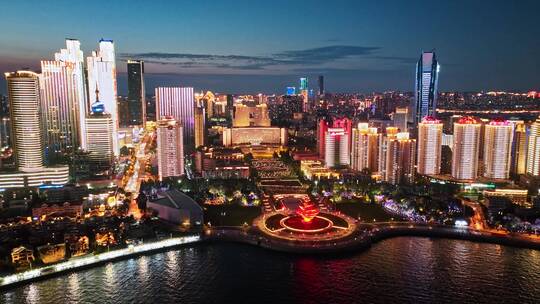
[[0, 0, 539, 94]]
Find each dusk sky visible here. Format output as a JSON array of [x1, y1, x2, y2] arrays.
[[1, 0, 539, 94]]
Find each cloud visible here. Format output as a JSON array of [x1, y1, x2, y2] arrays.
[[118, 45, 410, 73]]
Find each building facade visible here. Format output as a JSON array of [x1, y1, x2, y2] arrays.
[[157, 117, 184, 180], [483, 119, 513, 179], [350, 123, 380, 172], [452, 117, 481, 180], [126, 60, 145, 126], [414, 51, 439, 125], [417, 116, 443, 175], [155, 87, 195, 150]]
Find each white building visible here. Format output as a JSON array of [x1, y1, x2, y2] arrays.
[[452, 117, 481, 180], [417, 116, 443, 175], [483, 119, 513, 179], [324, 128, 350, 168], [85, 101, 114, 165], [527, 117, 540, 176], [54, 39, 88, 149], [157, 117, 184, 180], [87, 39, 118, 155], [350, 123, 380, 172]]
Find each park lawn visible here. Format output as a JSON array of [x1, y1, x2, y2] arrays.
[[335, 200, 397, 222], [203, 205, 261, 227]]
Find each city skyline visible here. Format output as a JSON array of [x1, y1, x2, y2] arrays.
[[1, 0, 539, 94]]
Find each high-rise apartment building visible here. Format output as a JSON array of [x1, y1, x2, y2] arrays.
[[318, 118, 352, 162], [511, 121, 527, 176], [157, 117, 184, 180], [126, 60, 145, 126], [383, 132, 416, 184], [155, 87, 195, 150], [417, 116, 443, 175], [350, 123, 380, 172], [483, 119, 513, 179], [414, 51, 439, 125], [526, 117, 540, 176], [452, 116, 481, 180], [87, 39, 119, 155]]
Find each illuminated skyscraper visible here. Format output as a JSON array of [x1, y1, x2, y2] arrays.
[[87, 39, 119, 155], [417, 116, 443, 175], [324, 128, 350, 168], [351, 123, 380, 172], [414, 51, 439, 125], [155, 87, 195, 149], [53, 39, 88, 149], [40, 60, 80, 158], [483, 119, 513, 179], [452, 117, 481, 180], [510, 121, 527, 176], [5, 71, 44, 171], [300, 77, 308, 111], [157, 117, 184, 180], [526, 117, 540, 176], [85, 97, 113, 166], [127, 60, 145, 126], [194, 105, 205, 148], [383, 132, 416, 184]]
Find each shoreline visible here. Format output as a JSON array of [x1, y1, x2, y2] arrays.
[[2, 225, 540, 290]]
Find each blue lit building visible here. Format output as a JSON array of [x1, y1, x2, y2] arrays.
[[414, 51, 440, 125]]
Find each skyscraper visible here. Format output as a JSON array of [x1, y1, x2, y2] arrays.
[[87, 39, 119, 155], [321, 118, 352, 168], [155, 87, 195, 149], [54, 39, 88, 150], [414, 51, 440, 125], [510, 121, 527, 176], [157, 117, 184, 180], [383, 132, 416, 184], [40, 59, 81, 159], [127, 60, 145, 126], [526, 117, 540, 176], [417, 116, 443, 175], [194, 105, 205, 148], [300, 77, 308, 111], [452, 116, 481, 180], [483, 119, 513, 179], [85, 97, 113, 167], [318, 75, 324, 96], [5, 71, 43, 171], [351, 123, 380, 172]]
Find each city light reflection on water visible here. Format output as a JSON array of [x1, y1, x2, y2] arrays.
[[2, 238, 540, 304]]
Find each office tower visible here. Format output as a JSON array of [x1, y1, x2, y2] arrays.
[[511, 121, 527, 176], [318, 75, 324, 96], [483, 119, 513, 179], [40, 59, 80, 159], [85, 98, 113, 166], [300, 77, 308, 111], [452, 116, 481, 180], [417, 116, 443, 175], [351, 123, 380, 172], [127, 60, 145, 126], [195, 91, 215, 119], [54, 39, 88, 149], [232, 104, 271, 127], [526, 117, 540, 176], [383, 132, 416, 184], [157, 117, 184, 180], [393, 107, 408, 132], [194, 106, 205, 148], [414, 51, 440, 125], [87, 39, 119, 155], [5, 71, 44, 171], [155, 87, 195, 149]]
